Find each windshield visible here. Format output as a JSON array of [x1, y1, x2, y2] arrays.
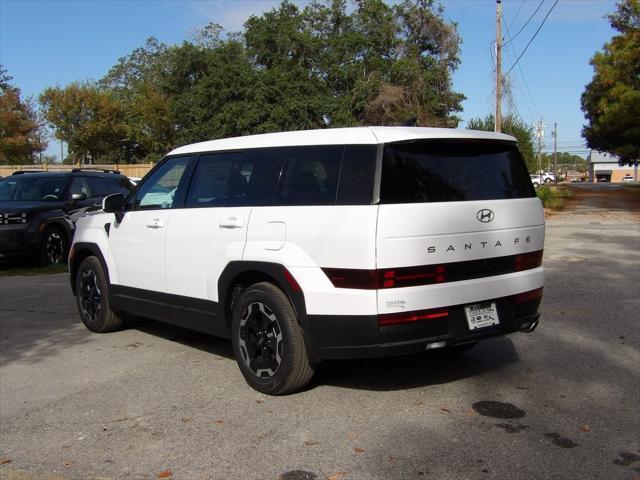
[[0, 176, 68, 202], [381, 140, 536, 203]]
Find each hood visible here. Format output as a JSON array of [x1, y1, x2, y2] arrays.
[[0, 200, 66, 214]]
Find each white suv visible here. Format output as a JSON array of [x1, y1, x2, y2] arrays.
[[69, 127, 545, 395]]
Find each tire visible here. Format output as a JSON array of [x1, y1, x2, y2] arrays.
[[533, 182, 540, 188], [40, 225, 68, 266], [544, 178, 552, 184], [75, 256, 125, 333], [231, 282, 314, 395]]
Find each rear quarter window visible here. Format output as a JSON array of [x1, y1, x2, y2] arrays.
[[380, 140, 535, 203]]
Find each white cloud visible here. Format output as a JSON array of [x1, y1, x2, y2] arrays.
[[183, 0, 311, 35]]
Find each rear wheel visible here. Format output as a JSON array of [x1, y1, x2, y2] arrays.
[[40, 226, 68, 266], [75, 256, 125, 333], [231, 282, 314, 395], [544, 177, 552, 184]]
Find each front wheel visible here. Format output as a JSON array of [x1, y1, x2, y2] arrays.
[[231, 282, 314, 395], [40, 226, 68, 266], [75, 256, 125, 333]]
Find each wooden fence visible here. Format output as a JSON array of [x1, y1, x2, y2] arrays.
[[0, 163, 154, 179]]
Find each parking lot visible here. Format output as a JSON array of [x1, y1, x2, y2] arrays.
[[1, 184, 639, 480]]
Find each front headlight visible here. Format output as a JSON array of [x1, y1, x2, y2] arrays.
[[0, 212, 29, 225]]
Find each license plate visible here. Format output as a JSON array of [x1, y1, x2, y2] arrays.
[[465, 302, 500, 330]]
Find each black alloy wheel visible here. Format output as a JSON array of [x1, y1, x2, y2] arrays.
[[74, 256, 125, 333], [238, 301, 284, 379], [79, 267, 102, 325], [41, 227, 67, 265], [231, 282, 314, 395]]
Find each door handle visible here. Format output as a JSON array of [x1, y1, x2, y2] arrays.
[[219, 216, 244, 229], [146, 218, 163, 229]]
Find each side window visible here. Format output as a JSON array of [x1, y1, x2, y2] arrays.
[[109, 176, 135, 196], [69, 177, 91, 198], [240, 148, 282, 206], [277, 146, 342, 206], [87, 176, 133, 197], [185, 150, 282, 208], [337, 145, 377, 205], [132, 157, 191, 210], [185, 152, 243, 207]]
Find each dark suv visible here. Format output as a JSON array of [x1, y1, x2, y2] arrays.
[[0, 169, 134, 265]]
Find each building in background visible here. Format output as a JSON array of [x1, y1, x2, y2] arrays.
[[587, 151, 637, 183]]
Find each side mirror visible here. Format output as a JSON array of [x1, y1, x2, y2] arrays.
[[71, 192, 87, 201], [102, 193, 125, 213]]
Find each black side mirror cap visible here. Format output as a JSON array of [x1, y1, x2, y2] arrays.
[[102, 193, 125, 214]]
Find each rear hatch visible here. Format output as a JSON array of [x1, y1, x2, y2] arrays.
[[376, 139, 544, 313]]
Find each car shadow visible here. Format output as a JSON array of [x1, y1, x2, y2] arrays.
[[131, 316, 519, 392], [311, 337, 519, 392], [130, 317, 235, 360]]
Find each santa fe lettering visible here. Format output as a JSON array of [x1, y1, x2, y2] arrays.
[[427, 236, 534, 254]]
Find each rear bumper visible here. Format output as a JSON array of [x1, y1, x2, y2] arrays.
[[304, 295, 541, 360]]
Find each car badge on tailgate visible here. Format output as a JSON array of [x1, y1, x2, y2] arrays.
[[476, 209, 495, 223]]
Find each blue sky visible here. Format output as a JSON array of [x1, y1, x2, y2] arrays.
[[0, 0, 616, 160]]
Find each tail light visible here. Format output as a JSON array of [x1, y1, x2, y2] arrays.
[[322, 265, 447, 290], [516, 287, 544, 304], [515, 250, 543, 271], [378, 307, 449, 326]]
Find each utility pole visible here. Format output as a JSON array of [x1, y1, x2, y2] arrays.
[[536, 121, 544, 174], [552, 122, 558, 177], [60, 140, 64, 164], [495, 0, 503, 133]]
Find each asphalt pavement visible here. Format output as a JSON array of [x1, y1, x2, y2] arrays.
[[1, 184, 639, 480]]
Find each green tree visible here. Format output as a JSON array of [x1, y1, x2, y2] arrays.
[[101, 37, 174, 162], [0, 66, 48, 164], [39, 82, 127, 163], [581, 0, 640, 165], [467, 114, 536, 171], [243, 0, 464, 128], [540, 152, 588, 172]]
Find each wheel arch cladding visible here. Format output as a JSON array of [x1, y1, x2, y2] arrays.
[[218, 261, 308, 330], [69, 243, 110, 296]]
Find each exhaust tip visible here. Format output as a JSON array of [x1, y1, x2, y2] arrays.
[[519, 319, 539, 333]]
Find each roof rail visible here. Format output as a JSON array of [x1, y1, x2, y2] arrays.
[[11, 170, 49, 175], [71, 168, 121, 174]]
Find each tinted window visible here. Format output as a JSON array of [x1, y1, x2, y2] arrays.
[[69, 177, 92, 198], [337, 145, 377, 205], [87, 176, 133, 197], [380, 141, 535, 203], [277, 146, 342, 205], [186, 152, 243, 207], [185, 150, 282, 208], [0, 176, 68, 202], [133, 157, 191, 210]]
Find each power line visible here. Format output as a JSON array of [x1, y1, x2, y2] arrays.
[[503, 0, 546, 47], [505, 0, 559, 78], [503, 18, 542, 121], [507, 0, 527, 30]]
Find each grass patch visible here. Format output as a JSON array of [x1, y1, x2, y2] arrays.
[[0, 263, 68, 277], [537, 185, 573, 210]]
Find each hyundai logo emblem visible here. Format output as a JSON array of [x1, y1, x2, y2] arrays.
[[477, 209, 495, 223]]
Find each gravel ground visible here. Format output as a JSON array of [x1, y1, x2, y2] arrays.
[[1, 183, 638, 480]]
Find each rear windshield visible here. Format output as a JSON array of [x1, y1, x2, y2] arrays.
[[380, 140, 535, 203]]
